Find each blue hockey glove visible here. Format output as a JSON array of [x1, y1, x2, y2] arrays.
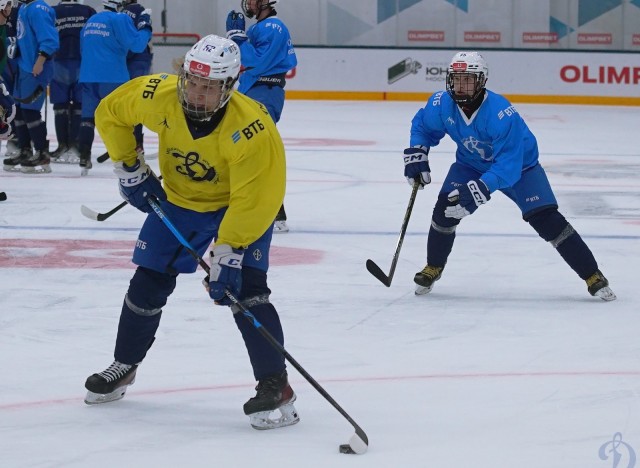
[[403, 145, 431, 189], [207, 244, 244, 306], [226, 10, 248, 44], [226, 10, 245, 32], [137, 8, 152, 30], [114, 158, 166, 213], [444, 179, 491, 219]]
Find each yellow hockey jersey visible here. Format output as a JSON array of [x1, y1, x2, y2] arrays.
[[95, 73, 286, 249]]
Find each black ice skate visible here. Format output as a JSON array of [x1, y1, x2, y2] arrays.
[[3, 147, 32, 172], [273, 205, 289, 233], [586, 270, 616, 301], [20, 149, 51, 174], [243, 370, 299, 430], [79, 151, 92, 176], [414, 265, 444, 295], [84, 360, 138, 405]]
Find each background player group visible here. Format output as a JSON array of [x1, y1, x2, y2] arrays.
[[2, 0, 152, 176]]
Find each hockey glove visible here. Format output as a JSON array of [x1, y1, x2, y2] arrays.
[[226, 10, 248, 44], [207, 244, 244, 306], [403, 145, 431, 189], [0, 83, 15, 139], [136, 9, 152, 31], [114, 158, 166, 213], [444, 179, 491, 219]]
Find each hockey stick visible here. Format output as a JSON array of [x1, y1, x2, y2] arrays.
[[97, 151, 109, 163], [366, 182, 419, 287], [81, 200, 128, 221], [147, 195, 368, 455], [14, 85, 44, 105], [81, 175, 164, 221]]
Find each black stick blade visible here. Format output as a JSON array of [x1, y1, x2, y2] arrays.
[[366, 259, 391, 287]]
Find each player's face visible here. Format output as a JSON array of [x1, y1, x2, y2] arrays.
[[450, 73, 477, 99], [183, 74, 224, 114]]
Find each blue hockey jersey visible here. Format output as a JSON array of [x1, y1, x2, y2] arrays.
[[16, 0, 59, 73], [237, 15, 296, 93], [122, 2, 152, 62], [53, 1, 96, 60], [79, 10, 151, 83], [409, 90, 540, 193]]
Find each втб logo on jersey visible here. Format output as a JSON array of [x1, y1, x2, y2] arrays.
[[171, 150, 218, 182], [462, 136, 493, 161], [232, 119, 265, 144]]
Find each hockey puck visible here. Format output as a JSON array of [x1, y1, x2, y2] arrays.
[[0, 192, 6, 201], [339, 444, 356, 454]]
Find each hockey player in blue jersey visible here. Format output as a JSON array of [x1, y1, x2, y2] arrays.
[[50, 0, 96, 164], [404, 51, 615, 301], [77, 0, 151, 175], [3, 0, 58, 174], [226, 0, 297, 233], [121, 0, 152, 156]]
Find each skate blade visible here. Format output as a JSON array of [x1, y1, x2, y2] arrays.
[[3, 165, 22, 172], [415, 284, 434, 295], [20, 165, 52, 174], [51, 156, 80, 164], [80, 167, 91, 176], [84, 379, 135, 405], [273, 220, 289, 233], [248, 400, 300, 430], [595, 286, 617, 301]]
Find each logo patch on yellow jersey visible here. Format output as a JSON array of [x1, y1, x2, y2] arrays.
[[231, 119, 265, 144], [170, 149, 218, 182]]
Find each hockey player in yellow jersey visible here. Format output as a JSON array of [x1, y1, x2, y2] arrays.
[[84, 35, 299, 431]]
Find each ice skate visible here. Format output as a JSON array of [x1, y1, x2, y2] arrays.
[[84, 360, 138, 405], [414, 265, 444, 295], [273, 205, 289, 233], [586, 270, 616, 301], [244, 371, 299, 430], [51, 145, 81, 164], [20, 149, 51, 174], [3, 147, 31, 172], [273, 220, 289, 233], [79, 151, 92, 176]]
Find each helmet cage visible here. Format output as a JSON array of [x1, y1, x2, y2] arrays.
[[446, 71, 486, 105], [177, 71, 237, 122], [102, 0, 123, 11], [241, 0, 277, 19]]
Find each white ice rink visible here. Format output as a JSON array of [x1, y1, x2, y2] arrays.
[[1, 99, 639, 468]]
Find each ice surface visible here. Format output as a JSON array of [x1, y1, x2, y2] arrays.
[[1, 99, 639, 468]]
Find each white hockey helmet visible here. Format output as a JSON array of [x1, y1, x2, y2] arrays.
[[241, 0, 277, 19], [178, 34, 241, 121], [446, 51, 488, 104], [102, 0, 123, 11], [0, 0, 15, 8]]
